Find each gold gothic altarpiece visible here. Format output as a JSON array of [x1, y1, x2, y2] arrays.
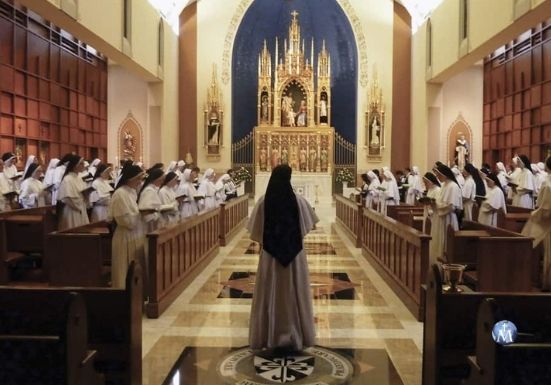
[[254, 11, 334, 175]]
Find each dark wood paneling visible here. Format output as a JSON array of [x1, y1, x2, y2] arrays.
[[0, 0, 107, 166], [484, 21, 551, 163]]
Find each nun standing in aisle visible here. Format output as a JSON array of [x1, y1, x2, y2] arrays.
[[406, 166, 423, 204], [478, 173, 507, 227], [159, 171, 181, 225], [2, 152, 20, 192], [178, 168, 199, 219], [108, 165, 145, 289], [19, 163, 47, 208], [57, 155, 91, 230], [52, 154, 72, 205], [429, 163, 463, 265], [365, 170, 380, 210], [380, 170, 400, 215], [90, 164, 114, 222]]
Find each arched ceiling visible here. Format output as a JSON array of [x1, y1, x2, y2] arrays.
[[148, 0, 444, 34]]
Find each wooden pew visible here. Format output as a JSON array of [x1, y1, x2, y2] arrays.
[[0, 289, 104, 385], [445, 220, 533, 291], [146, 208, 221, 318], [464, 298, 551, 385], [496, 205, 531, 233], [0, 261, 142, 385], [423, 264, 551, 385], [219, 194, 249, 246], [386, 204, 425, 232], [0, 206, 57, 283], [360, 206, 431, 320], [45, 221, 112, 287]]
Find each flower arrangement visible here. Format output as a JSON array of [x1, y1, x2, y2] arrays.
[[336, 168, 354, 184], [234, 167, 252, 183]]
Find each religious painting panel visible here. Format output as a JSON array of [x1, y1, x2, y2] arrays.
[[281, 80, 308, 127]]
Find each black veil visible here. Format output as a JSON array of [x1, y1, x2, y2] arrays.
[[263, 164, 302, 267]]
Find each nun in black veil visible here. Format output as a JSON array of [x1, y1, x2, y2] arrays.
[[247, 164, 319, 352]]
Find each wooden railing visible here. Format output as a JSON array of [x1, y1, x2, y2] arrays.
[[146, 208, 221, 318], [360, 206, 431, 320], [219, 195, 249, 246], [335, 194, 363, 247]]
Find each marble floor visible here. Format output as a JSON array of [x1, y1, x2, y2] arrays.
[[142, 203, 423, 385]]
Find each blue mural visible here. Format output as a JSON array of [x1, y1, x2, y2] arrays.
[[231, 0, 358, 143]]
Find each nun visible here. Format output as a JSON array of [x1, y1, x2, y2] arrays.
[[430, 163, 463, 265], [522, 157, 551, 289], [197, 168, 218, 211], [514, 155, 535, 209], [380, 170, 400, 215], [57, 155, 90, 230], [421, 172, 441, 234], [507, 157, 522, 204], [19, 163, 46, 208], [0, 160, 11, 211], [365, 170, 380, 209], [23, 155, 37, 178], [496, 161, 509, 197], [108, 164, 146, 288], [214, 174, 231, 204], [159, 171, 181, 225], [90, 164, 114, 222], [2, 152, 20, 192], [137, 168, 166, 233], [248, 165, 318, 352], [88, 158, 101, 177], [178, 168, 199, 219], [52, 153, 72, 205], [406, 166, 423, 205], [462, 164, 478, 221], [452, 166, 465, 188], [478, 173, 507, 227]]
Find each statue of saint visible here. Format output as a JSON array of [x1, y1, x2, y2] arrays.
[[320, 94, 328, 124], [259, 148, 268, 171], [299, 147, 307, 171], [207, 112, 221, 145], [123, 130, 136, 160], [309, 148, 317, 172], [281, 147, 289, 164], [296, 100, 307, 127], [370, 116, 380, 146], [320, 148, 328, 172], [455, 134, 469, 169], [261, 94, 269, 123], [271, 148, 280, 169], [281, 93, 295, 127]]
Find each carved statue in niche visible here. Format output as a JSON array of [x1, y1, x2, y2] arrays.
[[207, 110, 221, 145], [366, 67, 385, 160], [259, 147, 268, 171], [281, 146, 289, 165], [123, 130, 136, 159], [455, 132, 469, 169], [271, 147, 280, 169], [281, 92, 295, 127], [309, 147, 317, 172], [320, 92, 328, 125], [296, 100, 307, 127], [261, 93, 269, 123], [119, 114, 142, 162], [370, 116, 381, 146], [299, 147, 307, 171], [320, 147, 328, 172]]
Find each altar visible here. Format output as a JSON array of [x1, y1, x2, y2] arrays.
[[252, 11, 335, 205]]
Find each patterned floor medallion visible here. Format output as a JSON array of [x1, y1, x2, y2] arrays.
[[162, 346, 404, 385], [245, 242, 337, 255], [217, 272, 358, 299]]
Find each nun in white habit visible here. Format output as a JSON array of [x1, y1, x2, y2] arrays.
[[108, 165, 146, 289], [0, 160, 12, 211], [496, 162, 509, 197], [19, 163, 46, 208], [514, 155, 535, 209], [365, 170, 380, 210], [522, 157, 551, 289], [88, 158, 101, 177], [421, 172, 441, 234], [478, 173, 507, 227], [461, 164, 477, 221], [507, 157, 522, 204], [248, 165, 318, 352], [178, 168, 199, 219], [380, 170, 400, 215], [197, 168, 218, 211], [2, 152, 20, 192], [429, 164, 463, 265], [23, 155, 37, 178], [57, 155, 90, 230], [159, 171, 181, 225], [52, 154, 72, 205], [137, 168, 166, 233], [90, 164, 114, 222], [406, 166, 423, 205]]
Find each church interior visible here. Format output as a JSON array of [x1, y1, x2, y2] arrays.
[[0, 0, 551, 384]]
